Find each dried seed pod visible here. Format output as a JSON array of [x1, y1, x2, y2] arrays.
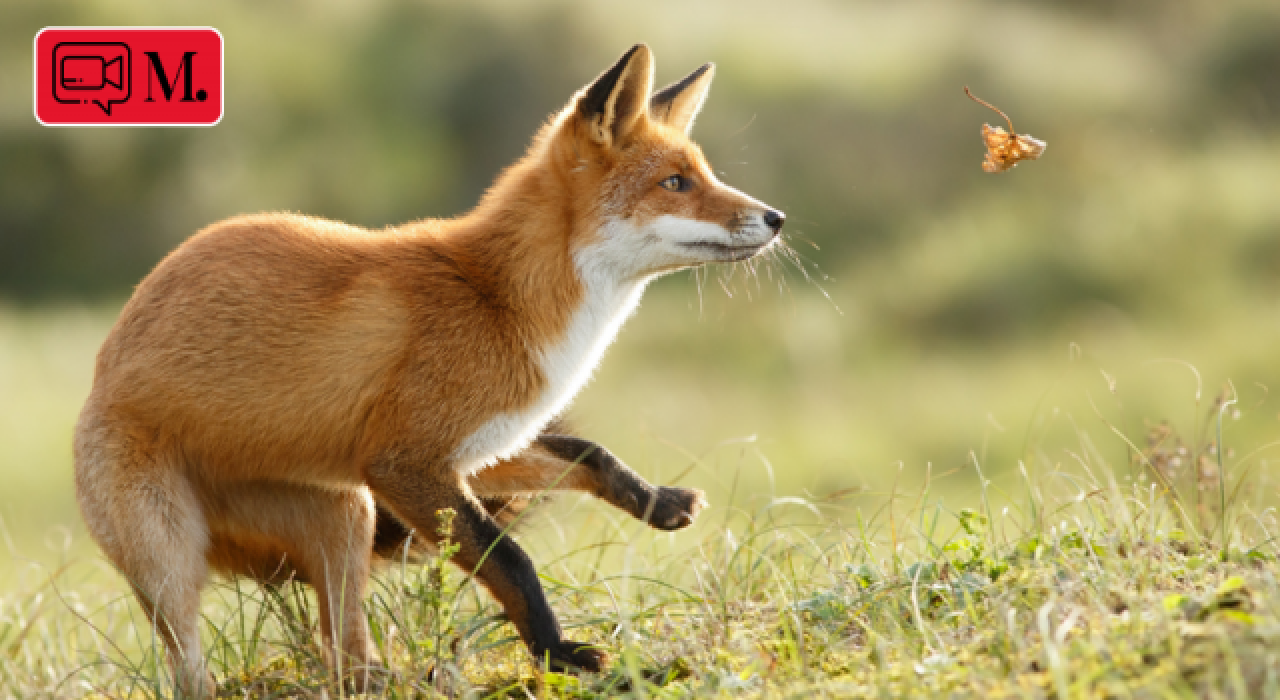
[[965, 86, 1046, 173]]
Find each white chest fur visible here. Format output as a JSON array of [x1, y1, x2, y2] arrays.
[[451, 239, 648, 475]]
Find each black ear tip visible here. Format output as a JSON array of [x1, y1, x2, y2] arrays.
[[615, 44, 651, 69], [617, 44, 643, 65], [650, 61, 715, 109], [580, 44, 650, 118]]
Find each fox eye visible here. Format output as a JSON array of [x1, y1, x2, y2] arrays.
[[658, 174, 692, 192]]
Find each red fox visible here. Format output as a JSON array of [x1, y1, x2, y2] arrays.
[[74, 44, 784, 696]]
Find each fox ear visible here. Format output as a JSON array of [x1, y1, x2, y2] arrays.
[[650, 63, 715, 135], [578, 44, 654, 148]]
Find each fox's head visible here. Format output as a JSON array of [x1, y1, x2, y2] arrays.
[[546, 44, 784, 281]]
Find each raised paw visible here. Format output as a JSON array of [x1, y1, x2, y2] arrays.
[[537, 640, 609, 673], [644, 486, 707, 531]]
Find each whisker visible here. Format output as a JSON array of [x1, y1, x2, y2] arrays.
[[787, 230, 823, 251], [746, 257, 762, 297], [768, 249, 788, 296], [771, 234, 841, 314], [727, 113, 757, 139], [724, 260, 739, 286], [694, 266, 706, 318]]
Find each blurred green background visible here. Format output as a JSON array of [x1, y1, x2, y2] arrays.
[[2, 0, 1280, 575]]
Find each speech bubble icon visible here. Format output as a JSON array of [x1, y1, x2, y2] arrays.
[[52, 42, 131, 116]]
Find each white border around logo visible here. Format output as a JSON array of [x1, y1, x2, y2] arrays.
[[34, 26, 224, 128]]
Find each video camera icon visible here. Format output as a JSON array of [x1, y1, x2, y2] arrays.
[[52, 42, 131, 116]]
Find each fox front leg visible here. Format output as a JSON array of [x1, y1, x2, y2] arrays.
[[367, 464, 606, 672], [535, 434, 707, 531]]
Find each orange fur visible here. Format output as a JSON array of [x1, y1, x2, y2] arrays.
[[74, 44, 782, 695]]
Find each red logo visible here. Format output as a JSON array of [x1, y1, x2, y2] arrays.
[[35, 27, 223, 126]]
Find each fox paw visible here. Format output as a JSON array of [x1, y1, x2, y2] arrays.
[[537, 640, 609, 673], [644, 487, 707, 531]]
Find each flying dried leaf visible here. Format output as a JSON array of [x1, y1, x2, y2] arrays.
[[965, 86, 1045, 173]]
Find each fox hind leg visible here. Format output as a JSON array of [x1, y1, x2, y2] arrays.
[[201, 481, 383, 691], [74, 419, 215, 699]]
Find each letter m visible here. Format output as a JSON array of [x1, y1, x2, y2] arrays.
[[145, 51, 196, 102]]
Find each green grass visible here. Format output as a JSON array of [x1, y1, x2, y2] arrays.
[[4, 377, 1280, 698]]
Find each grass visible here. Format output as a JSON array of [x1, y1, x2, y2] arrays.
[[4, 388, 1280, 698]]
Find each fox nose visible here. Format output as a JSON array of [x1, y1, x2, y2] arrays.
[[763, 209, 786, 234]]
